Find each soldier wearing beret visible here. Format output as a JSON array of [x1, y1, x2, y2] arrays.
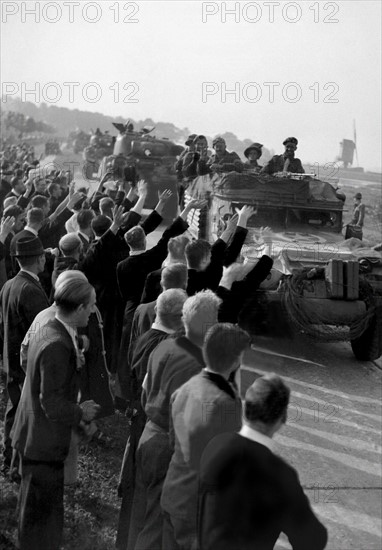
[[207, 137, 243, 174], [261, 137, 305, 176], [243, 143, 263, 173]]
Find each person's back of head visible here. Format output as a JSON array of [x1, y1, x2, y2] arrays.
[[124, 225, 146, 251], [54, 278, 95, 322], [161, 263, 188, 291], [48, 182, 60, 198], [203, 323, 250, 378], [3, 197, 17, 209], [244, 374, 290, 435], [30, 194, 49, 211], [26, 207, 44, 228], [77, 208, 95, 231], [3, 204, 23, 220], [156, 288, 187, 331], [182, 290, 221, 344], [99, 197, 114, 216], [11, 176, 22, 189], [185, 239, 211, 271], [167, 235, 190, 263], [54, 269, 87, 289], [59, 233, 82, 258], [91, 215, 112, 238]]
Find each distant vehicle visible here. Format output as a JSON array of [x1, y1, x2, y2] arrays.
[[98, 121, 184, 219], [185, 171, 382, 361], [45, 139, 61, 155]]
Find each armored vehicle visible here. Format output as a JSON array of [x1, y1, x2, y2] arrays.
[[70, 130, 91, 154], [184, 171, 382, 361], [98, 122, 184, 219], [83, 129, 115, 178]]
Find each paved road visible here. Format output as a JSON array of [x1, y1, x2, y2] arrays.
[[241, 335, 382, 550]]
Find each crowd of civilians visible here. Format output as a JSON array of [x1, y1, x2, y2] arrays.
[[0, 137, 326, 550]]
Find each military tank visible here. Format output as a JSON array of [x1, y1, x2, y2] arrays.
[[184, 171, 382, 361], [98, 121, 184, 219], [69, 130, 91, 154], [83, 129, 115, 178]]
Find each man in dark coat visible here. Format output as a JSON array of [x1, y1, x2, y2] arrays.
[[76, 208, 95, 254], [129, 263, 188, 362], [81, 182, 166, 376], [198, 374, 328, 550], [11, 277, 100, 550], [116, 197, 203, 403], [0, 204, 26, 281], [116, 288, 188, 550], [0, 236, 49, 477], [140, 234, 189, 303], [161, 323, 250, 550], [261, 137, 305, 175], [122, 290, 221, 550]]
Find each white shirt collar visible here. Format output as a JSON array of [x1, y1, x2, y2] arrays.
[[151, 321, 175, 334], [239, 423, 278, 454], [78, 231, 89, 242], [129, 249, 145, 256], [20, 268, 40, 282], [24, 226, 39, 237], [55, 313, 78, 352]]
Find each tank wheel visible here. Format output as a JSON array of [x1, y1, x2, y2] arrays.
[[350, 300, 382, 361]]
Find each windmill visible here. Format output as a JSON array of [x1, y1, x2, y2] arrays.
[[337, 121, 358, 169]]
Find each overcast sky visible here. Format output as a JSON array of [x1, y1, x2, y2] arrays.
[[1, 0, 381, 170]]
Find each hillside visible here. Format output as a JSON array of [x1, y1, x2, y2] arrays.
[[0, 97, 274, 160]]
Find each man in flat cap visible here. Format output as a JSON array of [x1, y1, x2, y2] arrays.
[[243, 142, 263, 173], [207, 137, 243, 174], [0, 236, 49, 479], [261, 137, 305, 176], [198, 374, 328, 550]]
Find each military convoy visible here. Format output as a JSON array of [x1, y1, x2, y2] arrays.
[[98, 121, 184, 219], [184, 171, 382, 361]]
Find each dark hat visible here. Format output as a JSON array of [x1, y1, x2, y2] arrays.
[[15, 236, 44, 257], [185, 134, 197, 146], [283, 137, 298, 146], [244, 143, 263, 158], [354, 192, 362, 199], [212, 136, 226, 148]]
